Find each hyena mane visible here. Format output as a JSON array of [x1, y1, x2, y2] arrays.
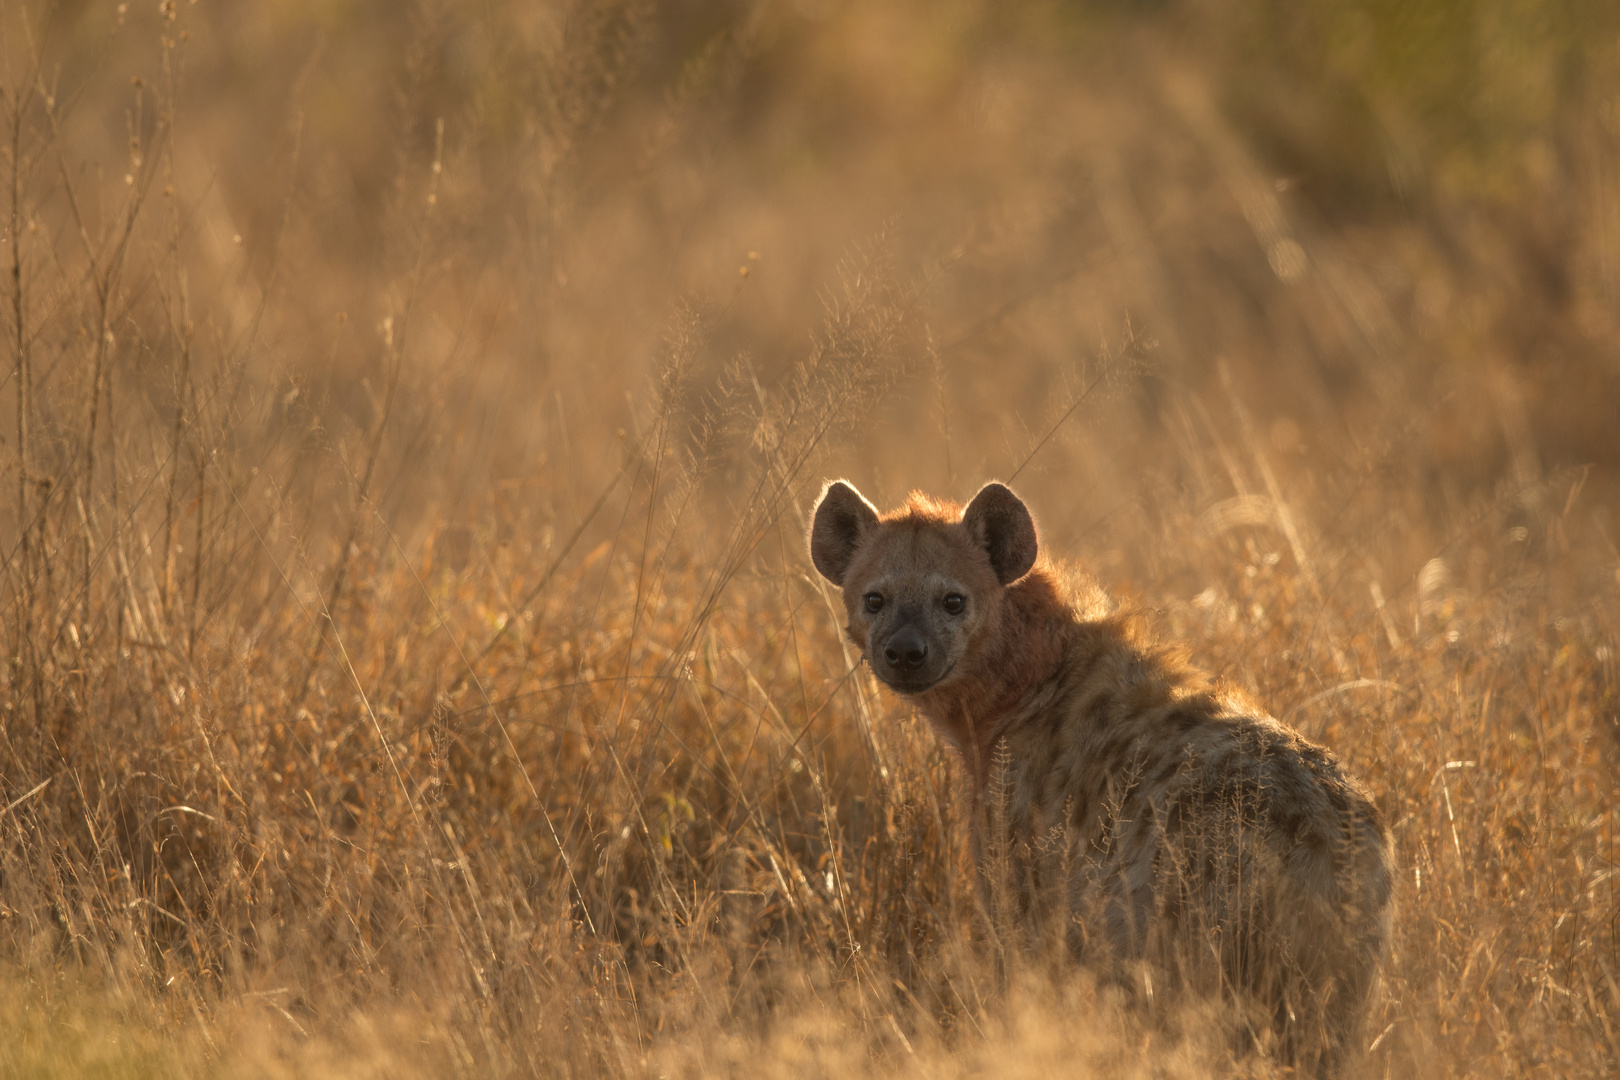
[[808, 479, 1393, 1077]]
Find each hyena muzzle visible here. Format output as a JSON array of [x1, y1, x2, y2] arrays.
[[809, 479, 1393, 1076]]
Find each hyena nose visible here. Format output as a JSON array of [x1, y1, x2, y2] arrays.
[[883, 628, 928, 671]]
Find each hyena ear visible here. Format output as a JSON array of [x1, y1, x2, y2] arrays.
[[809, 480, 880, 586], [962, 482, 1038, 584]]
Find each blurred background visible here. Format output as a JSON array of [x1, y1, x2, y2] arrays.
[[32, 0, 1620, 526]]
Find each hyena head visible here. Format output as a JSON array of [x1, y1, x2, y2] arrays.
[[808, 479, 1038, 695]]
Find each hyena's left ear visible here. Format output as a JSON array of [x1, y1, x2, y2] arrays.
[[962, 482, 1038, 584], [809, 480, 880, 586]]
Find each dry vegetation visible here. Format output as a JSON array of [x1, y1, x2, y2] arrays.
[[0, 0, 1616, 1076]]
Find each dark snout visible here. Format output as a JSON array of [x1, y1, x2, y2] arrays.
[[874, 623, 951, 693], [883, 627, 928, 672]]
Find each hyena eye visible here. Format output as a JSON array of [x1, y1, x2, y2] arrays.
[[943, 594, 965, 615], [864, 593, 884, 614]]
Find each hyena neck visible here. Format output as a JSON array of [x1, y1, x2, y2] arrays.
[[915, 565, 1072, 790]]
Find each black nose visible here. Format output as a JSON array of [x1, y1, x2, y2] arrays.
[[883, 628, 928, 671]]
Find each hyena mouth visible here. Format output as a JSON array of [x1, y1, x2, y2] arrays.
[[872, 660, 956, 695]]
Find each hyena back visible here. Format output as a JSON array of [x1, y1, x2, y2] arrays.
[[809, 479, 1392, 1075]]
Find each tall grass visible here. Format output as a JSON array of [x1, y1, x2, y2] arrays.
[[0, 0, 1616, 1076]]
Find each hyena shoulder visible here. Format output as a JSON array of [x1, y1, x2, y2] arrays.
[[1006, 612, 1390, 901]]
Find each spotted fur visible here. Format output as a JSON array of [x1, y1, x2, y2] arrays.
[[809, 479, 1393, 1075]]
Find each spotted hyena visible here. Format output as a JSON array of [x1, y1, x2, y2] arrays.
[[809, 479, 1392, 1075]]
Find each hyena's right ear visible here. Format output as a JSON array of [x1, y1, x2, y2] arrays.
[[962, 481, 1038, 584], [809, 480, 880, 586]]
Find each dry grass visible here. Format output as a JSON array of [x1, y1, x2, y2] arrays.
[[0, 0, 1616, 1076]]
